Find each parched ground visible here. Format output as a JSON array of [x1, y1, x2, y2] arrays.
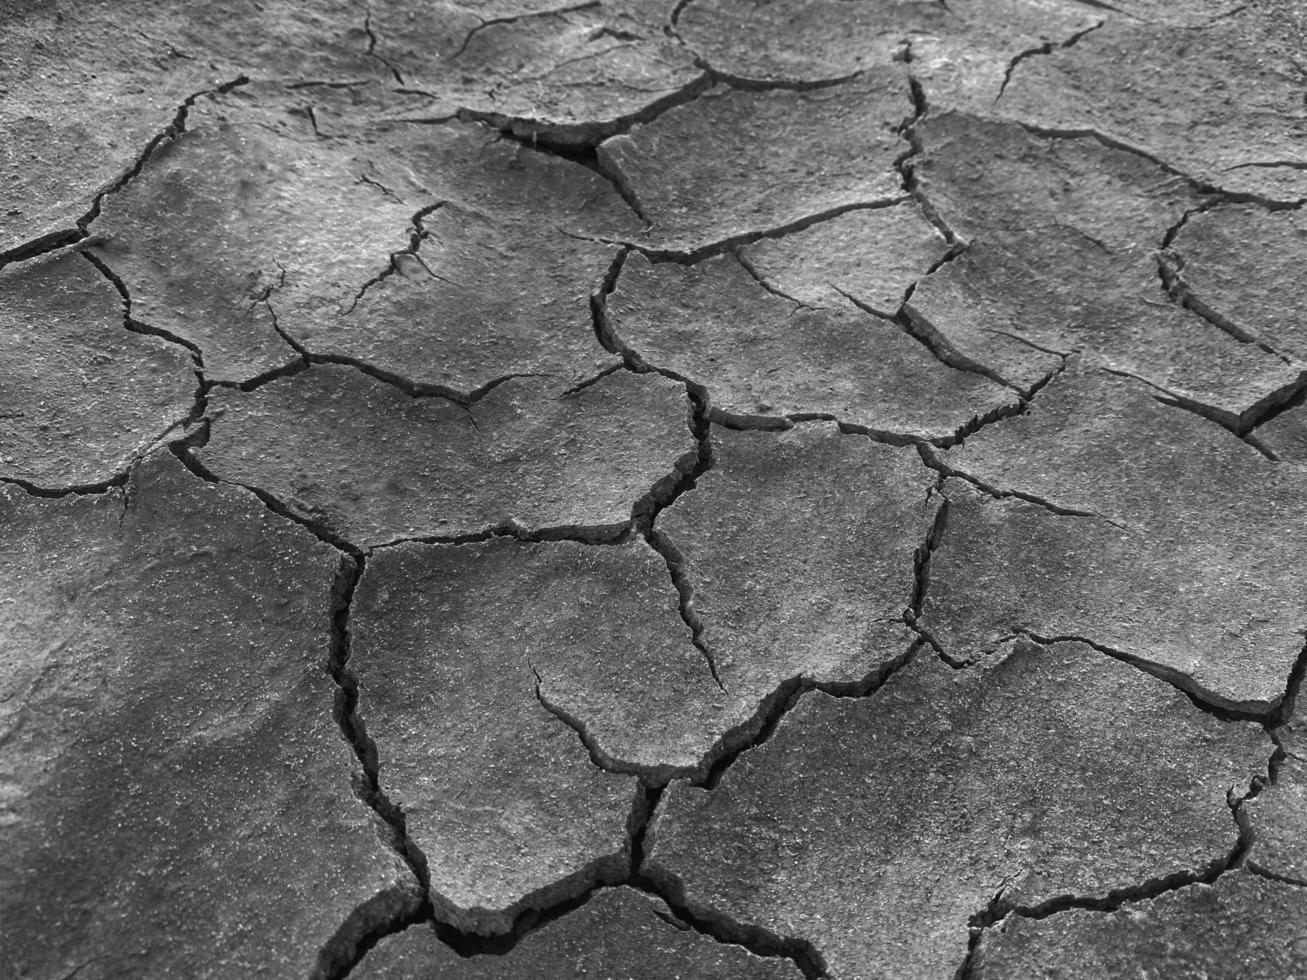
[[3, 1, 1307, 978]]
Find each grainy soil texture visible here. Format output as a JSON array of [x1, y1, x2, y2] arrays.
[[3, 1, 1307, 978]]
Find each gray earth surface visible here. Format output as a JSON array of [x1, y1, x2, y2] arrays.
[[2, 1, 1306, 978]]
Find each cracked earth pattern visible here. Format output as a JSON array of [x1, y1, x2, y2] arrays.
[[3, 1, 1307, 978]]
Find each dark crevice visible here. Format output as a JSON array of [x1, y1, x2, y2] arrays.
[[453, 69, 714, 153], [1013, 629, 1279, 722], [342, 202, 448, 314], [633, 865, 830, 979], [449, 2, 601, 60], [1014, 122, 1307, 211], [1156, 251, 1290, 363], [733, 249, 819, 309], [590, 195, 913, 265], [362, 10, 406, 84], [907, 481, 950, 628], [695, 641, 922, 791], [920, 444, 1127, 527], [590, 246, 633, 359], [529, 664, 695, 779], [0, 75, 249, 269], [702, 65, 866, 92], [225, 348, 533, 408], [1270, 640, 1307, 728], [313, 884, 428, 980], [1098, 366, 1292, 454], [369, 520, 633, 551], [1246, 863, 1307, 889], [0, 472, 128, 499], [168, 431, 364, 556], [644, 526, 726, 692], [994, 21, 1105, 102], [954, 884, 1011, 980]]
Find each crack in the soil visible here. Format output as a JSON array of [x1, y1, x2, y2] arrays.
[[449, 1, 602, 60], [1155, 250, 1290, 363], [341, 202, 449, 314], [1014, 122, 1307, 211], [1012, 628, 1282, 723], [0, 75, 249, 269], [362, 10, 405, 85], [572, 195, 912, 264], [994, 21, 1105, 102]]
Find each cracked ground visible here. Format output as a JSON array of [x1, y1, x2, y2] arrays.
[[3, 0, 1307, 977]]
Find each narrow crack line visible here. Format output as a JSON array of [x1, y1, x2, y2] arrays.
[[980, 328, 1070, 359], [733, 250, 819, 309], [644, 526, 726, 693], [1014, 122, 1307, 210], [1155, 251, 1290, 363], [591, 246, 633, 361], [906, 481, 950, 629], [450, 1, 601, 59], [362, 10, 405, 84], [844, 286, 1023, 396], [317, 553, 437, 978], [584, 196, 912, 264], [668, 0, 698, 29], [78, 250, 207, 365], [1012, 628, 1277, 722], [1271, 639, 1307, 728], [694, 642, 922, 792], [701, 64, 867, 93], [1223, 159, 1307, 171], [1099, 367, 1290, 454], [994, 20, 1104, 102], [919, 444, 1129, 529], [632, 863, 830, 978], [1070, 0, 1131, 14], [557, 361, 627, 395], [0, 75, 249, 269], [528, 661, 680, 778], [343, 201, 448, 315], [369, 520, 632, 550], [457, 68, 713, 151], [1247, 863, 1307, 888]]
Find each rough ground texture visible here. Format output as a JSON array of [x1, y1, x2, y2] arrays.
[[3, 1, 1306, 978]]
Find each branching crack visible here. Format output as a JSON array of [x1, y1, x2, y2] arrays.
[[0, 75, 249, 269], [1155, 251, 1289, 363], [342, 202, 448, 314], [362, 10, 405, 85], [994, 21, 1105, 102]]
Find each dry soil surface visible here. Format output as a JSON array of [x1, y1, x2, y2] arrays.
[[3, 1, 1307, 978]]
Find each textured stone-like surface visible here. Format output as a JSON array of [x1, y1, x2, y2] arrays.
[[736, 204, 948, 311], [374, 0, 705, 143], [1247, 723, 1307, 885], [923, 366, 1307, 711], [199, 365, 695, 547], [979, 871, 1307, 979], [357, 536, 730, 779], [650, 644, 1266, 980], [1257, 404, 1307, 463], [353, 888, 804, 979], [596, 70, 910, 249], [608, 251, 1017, 436], [352, 541, 646, 931], [89, 85, 633, 387], [997, 13, 1307, 201], [656, 424, 934, 711], [676, 0, 1098, 110], [1165, 204, 1307, 361], [0, 1, 216, 259], [906, 113, 1300, 414], [0, 452, 419, 980], [0, 252, 195, 487]]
